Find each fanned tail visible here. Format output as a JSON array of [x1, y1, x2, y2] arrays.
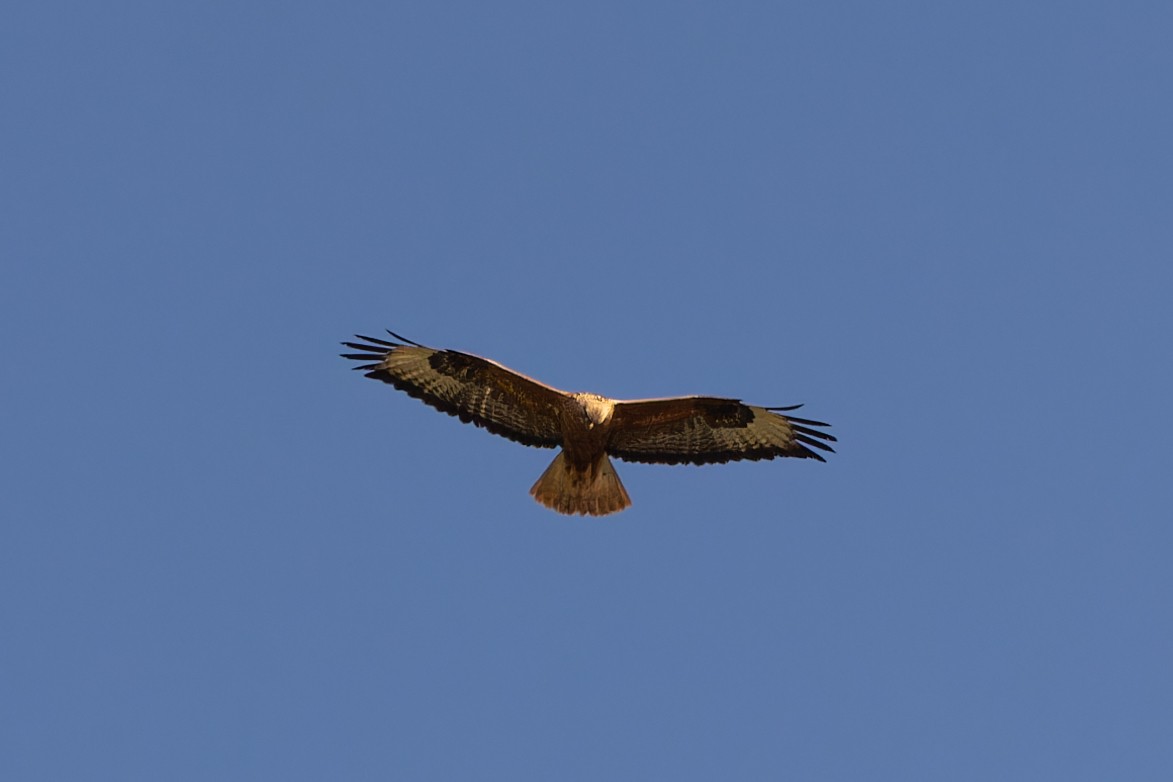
[[530, 451, 631, 517]]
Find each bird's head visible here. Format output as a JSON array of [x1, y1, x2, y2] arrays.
[[574, 393, 615, 429]]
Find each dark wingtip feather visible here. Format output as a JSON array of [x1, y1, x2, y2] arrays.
[[354, 333, 399, 347], [795, 431, 837, 452], [385, 329, 426, 348], [766, 406, 837, 441], [791, 423, 837, 443], [766, 404, 838, 456], [341, 333, 400, 366], [792, 421, 837, 443], [340, 331, 428, 366], [786, 415, 832, 429]]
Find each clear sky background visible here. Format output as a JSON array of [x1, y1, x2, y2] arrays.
[[3, 2, 1171, 780]]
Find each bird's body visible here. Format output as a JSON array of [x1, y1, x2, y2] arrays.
[[342, 331, 835, 516], [532, 393, 628, 515]]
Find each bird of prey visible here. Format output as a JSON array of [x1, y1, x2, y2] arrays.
[[341, 331, 835, 516]]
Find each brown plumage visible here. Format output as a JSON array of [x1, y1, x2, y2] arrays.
[[341, 330, 836, 516]]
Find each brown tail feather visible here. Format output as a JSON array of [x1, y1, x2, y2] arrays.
[[529, 451, 632, 517]]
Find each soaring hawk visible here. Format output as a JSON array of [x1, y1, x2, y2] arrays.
[[342, 331, 835, 516]]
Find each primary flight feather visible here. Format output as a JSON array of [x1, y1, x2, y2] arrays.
[[341, 330, 835, 516]]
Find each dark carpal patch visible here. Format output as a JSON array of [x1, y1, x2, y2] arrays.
[[699, 399, 755, 428], [428, 350, 482, 380]]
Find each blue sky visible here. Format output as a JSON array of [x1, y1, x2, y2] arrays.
[[3, 1, 1171, 779]]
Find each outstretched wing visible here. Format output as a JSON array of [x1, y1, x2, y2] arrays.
[[607, 396, 835, 465], [341, 331, 568, 449]]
